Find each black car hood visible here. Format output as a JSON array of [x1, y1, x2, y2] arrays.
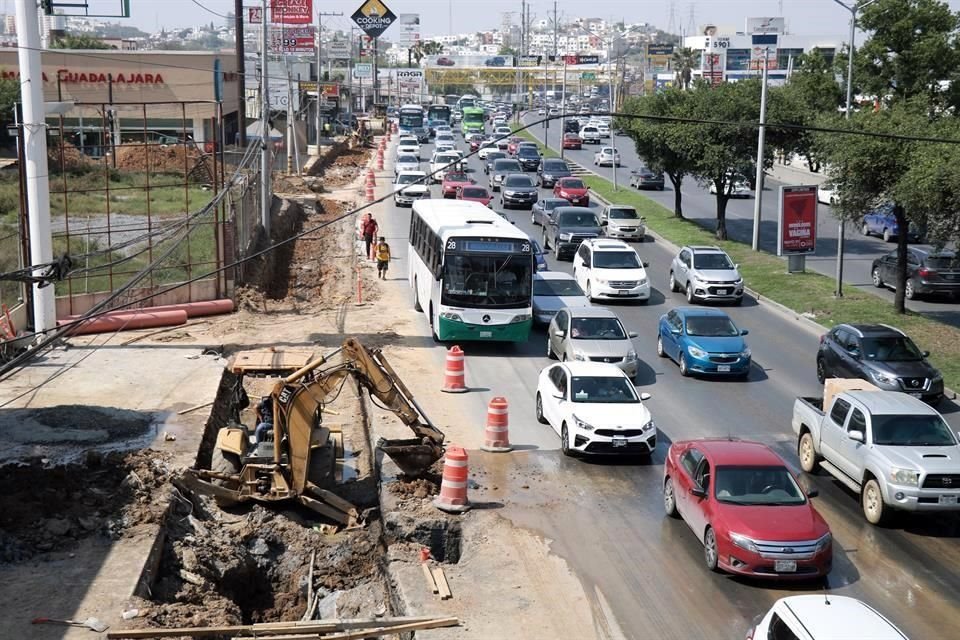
[[504, 185, 538, 193], [558, 225, 601, 234], [866, 359, 939, 379]]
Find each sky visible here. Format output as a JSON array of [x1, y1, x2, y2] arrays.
[[20, 0, 960, 39]]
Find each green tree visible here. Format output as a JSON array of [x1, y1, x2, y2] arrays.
[[619, 88, 697, 218], [410, 40, 444, 65], [51, 34, 111, 49], [499, 46, 518, 57], [670, 47, 698, 90], [0, 76, 20, 149]]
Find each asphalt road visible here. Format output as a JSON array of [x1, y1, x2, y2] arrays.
[[378, 132, 960, 640], [520, 112, 960, 329]]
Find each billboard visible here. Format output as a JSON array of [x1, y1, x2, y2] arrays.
[[647, 44, 674, 57], [270, 26, 316, 53], [746, 17, 786, 34], [270, 0, 312, 25], [328, 39, 351, 59], [750, 46, 778, 71], [778, 185, 818, 255], [395, 14, 421, 47], [353, 63, 373, 79], [352, 0, 397, 38]]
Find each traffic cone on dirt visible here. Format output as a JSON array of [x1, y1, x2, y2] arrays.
[[481, 397, 512, 452], [366, 168, 376, 186], [434, 446, 470, 513], [376, 149, 384, 171], [365, 181, 375, 203], [441, 345, 467, 393]]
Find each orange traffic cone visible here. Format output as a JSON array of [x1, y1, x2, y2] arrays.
[[366, 168, 376, 186], [365, 182, 375, 203], [434, 446, 470, 513], [441, 345, 467, 393], [481, 397, 512, 452]]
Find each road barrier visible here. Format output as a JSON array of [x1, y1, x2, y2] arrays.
[[433, 446, 471, 513], [366, 168, 376, 186], [365, 182, 375, 203], [481, 396, 512, 452], [441, 345, 468, 393], [376, 149, 384, 171]]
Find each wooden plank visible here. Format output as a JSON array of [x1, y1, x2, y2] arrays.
[[294, 618, 461, 640], [229, 349, 315, 375], [298, 496, 352, 525], [422, 563, 438, 594], [107, 616, 447, 639], [432, 567, 452, 600]]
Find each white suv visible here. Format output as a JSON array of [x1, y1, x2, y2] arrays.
[[572, 239, 650, 303], [668, 245, 744, 305], [748, 595, 908, 640], [579, 125, 600, 144]]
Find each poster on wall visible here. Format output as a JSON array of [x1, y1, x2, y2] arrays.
[[395, 14, 421, 47], [778, 185, 818, 255], [270, 0, 312, 25]]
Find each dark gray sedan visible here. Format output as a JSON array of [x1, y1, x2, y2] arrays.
[[500, 174, 539, 209], [537, 158, 573, 188], [531, 197, 570, 227], [484, 151, 507, 175], [629, 166, 665, 191]]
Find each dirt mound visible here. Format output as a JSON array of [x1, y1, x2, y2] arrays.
[[0, 449, 173, 563], [48, 141, 95, 171], [115, 144, 213, 181], [322, 149, 368, 188]]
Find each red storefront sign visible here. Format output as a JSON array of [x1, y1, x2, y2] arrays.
[[270, 26, 316, 53], [778, 185, 818, 255], [271, 0, 312, 25]]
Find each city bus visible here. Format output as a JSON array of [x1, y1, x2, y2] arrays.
[[427, 104, 452, 126], [456, 95, 479, 111], [460, 106, 485, 136], [397, 103, 425, 136], [408, 200, 534, 343]]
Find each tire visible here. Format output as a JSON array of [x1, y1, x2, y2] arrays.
[[862, 222, 870, 236], [554, 243, 562, 261], [413, 278, 423, 312], [585, 282, 593, 301], [663, 477, 679, 518], [703, 527, 720, 572], [678, 353, 690, 377], [686, 282, 695, 304], [211, 448, 242, 491], [872, 268, 884, 288], [542, 230, 550, 250], [862, 478, 888, 525], [905, 279, 917, 300], [883, 228, 892, 243], [560, 422, 572, 456], [656, 335, 666, 358], [668, 271, 678, 293], [816, 357, 827, 384], [547, 337, 557, 360], [732, 296, 743, 306], [536, 393, 548, 424], [799, 432, 819, 473], [531, 212, 537, 225]]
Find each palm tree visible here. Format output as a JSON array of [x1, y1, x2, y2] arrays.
[[671, 47, 698, 90], [411, 40, 444, 65]]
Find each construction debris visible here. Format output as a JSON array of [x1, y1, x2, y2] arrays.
[[105, 615, 459, 638], [432, 567, 452, 600]]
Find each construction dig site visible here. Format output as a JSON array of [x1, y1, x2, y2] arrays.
[[0, 137, 465, 639]]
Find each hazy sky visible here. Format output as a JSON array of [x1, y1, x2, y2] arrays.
[[30, 0, 960, 39]]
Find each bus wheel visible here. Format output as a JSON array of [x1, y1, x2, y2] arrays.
[[413, 278, 423, 311], [430, 304, 441, 343]]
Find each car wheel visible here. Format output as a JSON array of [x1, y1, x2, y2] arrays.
[[905, 278, 917, 300], [413, 277, 423, 312], [531, 212, 537, 225], [656, 335, 666, 358], [862, 222, 870, 236], [703, 527, 720, 572], [816, 357, 827, 384], [585, 282, 593, 301], [678, 353, 690, 377], [663, 477, 679, 518], [872, 268, 884, 288], [554, 243, 562, 261], [685, 282, 695, 304], [560, 422, 572, 457], [862, 478, 888, 525], [883, 228, 892, 243], [658, 185, 664, 191], [547, 337, 557, 360], [732, 296, 743, 306], [535, 392, 548, 424], [799, 432, 819, 474], [668, 271, 678, 293]]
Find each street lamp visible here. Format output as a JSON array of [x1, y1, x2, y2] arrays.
[[832, 0, 879, 297]]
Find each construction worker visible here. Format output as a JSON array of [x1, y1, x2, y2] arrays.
[[375, 236, 391, 279], [254, 395, 274, 444], [362, 214, 379, 261]]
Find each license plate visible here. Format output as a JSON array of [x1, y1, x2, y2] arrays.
[[774, 560, 797, 573], [479, 331, 492, 338], [616, 290, 631, 296], [939, 495, 958, 505], [612, 437, 627, 448], [718, 365, 731, 372], [910, 392, 923, 398], [716, 289, 728, 295]]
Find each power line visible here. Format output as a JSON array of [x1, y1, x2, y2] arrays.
[[190, 0, 231, 20]]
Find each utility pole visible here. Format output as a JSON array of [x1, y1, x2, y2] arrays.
[[560, 58, 567, 159], [316, 10, 344, 147], [235, 0, 246, 146], [751, 49, 770, 251], [553, 1, 558, 60], [286, 64, 294, 174], [15, 0, 54, 335], [260, 0, 271, 235]]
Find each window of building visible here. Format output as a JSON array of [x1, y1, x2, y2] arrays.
[[726, 49, 750, 71], [777, 48, 804, 70]]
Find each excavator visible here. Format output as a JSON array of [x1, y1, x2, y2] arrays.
[[182, 338, 446, 526]]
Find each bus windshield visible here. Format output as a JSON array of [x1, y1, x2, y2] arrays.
[[399, 108, 424, 129], [428, 105, 451, 123], [441, 253, 533, 308]]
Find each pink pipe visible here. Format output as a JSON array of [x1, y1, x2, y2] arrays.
[[62, 299, 235, 322], [57, 310, 188, 336]]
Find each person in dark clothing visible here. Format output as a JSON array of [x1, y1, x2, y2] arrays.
[[254, 395, 274, 444]]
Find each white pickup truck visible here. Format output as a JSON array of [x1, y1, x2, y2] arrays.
[[793, 389, 960, 524]]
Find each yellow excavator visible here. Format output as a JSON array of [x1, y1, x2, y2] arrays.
[[183, 338, 446, 526]]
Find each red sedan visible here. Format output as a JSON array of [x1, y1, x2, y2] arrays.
[[467, 133, 485, 152], [457, 185, 493, 207], [507, 136, 524, 155], [663, 439, 832, 580], [562, 132, 582, 150], [441, 171, 476, 198], [553, 177, 590, 206]]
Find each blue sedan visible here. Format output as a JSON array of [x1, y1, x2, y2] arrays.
[[656, 307, 751, 378]]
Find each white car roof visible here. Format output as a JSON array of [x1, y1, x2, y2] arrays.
[[534, 271, 577, 282], [396, 171, 427, 178], [586, 239, 634, 252], [774, 596, 908, 640], [559, 361, 633, 378]]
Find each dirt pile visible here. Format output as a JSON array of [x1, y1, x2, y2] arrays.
[[48, 141, 95, 171], [115, 144, 213, 181], [0, 449, 173, 563], [321, 149, 368, 188]]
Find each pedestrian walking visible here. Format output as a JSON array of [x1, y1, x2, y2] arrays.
[[375, 236, 391, 279], [362, 214, 379, 261]]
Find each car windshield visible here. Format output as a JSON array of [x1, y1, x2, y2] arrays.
[[694, 253, 735, 270], [871, 414, 957, 446], [564, 133, 579, 139], [437, 135, 454, 142], [398, 155, 418, 164], [461, 187, 488, 198], [544, 161, 568, 171], [531, 240, 544, 255], [495, 161, 521, 172], [714, 466, 806, 506], [487, 153, 506, 163], [445, 172, 470, 183], [504, 175, 534, 187], [518, 148, 540, 157], [441, 253, 533, 308], [608, 208, 639, 220], [542, 199, 565, 211], [396, 174, 423, 185], [570, 317, 626, 340], [570, 376, 639, 404], [594, 251, 641, 269], [399, 137, 417, 145], [685, 315, 740, 337], [534, 278, 583, 296], [558, 212, 599, 227], [860, 336, 924, 361], [560, 179, 585, 189], [436, 155, 459, 164]]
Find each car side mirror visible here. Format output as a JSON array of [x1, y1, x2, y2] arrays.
[[642, 261, 650, 268], [640, 392, 651, 401], [848, 430, 865, 443], [806, 487, 819, 498], [690, 486, 706, 498], [922, 350, 930, 358], [601, 220, 608, 226], [740, 329, 749, 336], [734, 263, 740, 270], [554, 330, 565, 338], [628, 331, 638, 338], [671, 328, 681, 336]]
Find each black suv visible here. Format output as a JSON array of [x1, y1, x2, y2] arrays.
[[871, 248, 960, 301], [564, 119, 580, 133], [537, 158, 572, 188], [516, 145, 542, 171], [816, 323, 944, 404]]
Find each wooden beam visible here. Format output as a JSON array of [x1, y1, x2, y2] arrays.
[[432, 567, 452, 600], [422, 563, 438, 594], [105, 615, 449, 639]]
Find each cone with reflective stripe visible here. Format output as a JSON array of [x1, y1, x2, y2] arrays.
[[441, 345, 467, 393], [365, 182, 375, 203], [481, 396, 512, 452], [366, 168, 376, 186], [434, 446, 471, 513], [376, 150, 384, 171]]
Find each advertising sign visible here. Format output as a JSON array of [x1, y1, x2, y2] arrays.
[[248, 7, 263, 24], [518, 55, 542, 67], [351, 0, 397, 39], [746, 17, 786, 34], [328, 39, 350, 59], [778, 185, 818, 255], [270, 26, 316, 53], [646, 44, 674, 57], [353, 63, 373, 79], [749, 46, 778, 71], [270, 0, 312, 25], [395, 13, 421, 46], [576, 54, 600, 65]]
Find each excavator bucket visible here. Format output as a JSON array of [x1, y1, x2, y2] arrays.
[[377, 437, 444, 477]]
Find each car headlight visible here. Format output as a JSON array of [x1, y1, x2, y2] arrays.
[[729, 532, 759, 553], [814, 532, 833, 553], [890, 468, 920, 486], [871, 370, 897, 385], [504, 191, 516, 196], [741, 347, 751, 358], [544, 174, 553, 180], [625, 349, 638, 362], [734, 277, 743, 285], [510, 313, 531, 324], [638, 278, 647, 286], [687, 345, 708, 359], [439, 312, 462, 322], [594, 278, 608, 285], [537, 262, 547, 271], [572, 351, 586, 361], [559, 191, 568, 197], [642, 419, 655, 432], [572, 414, 595, 431], [559, 233, 572, 241]]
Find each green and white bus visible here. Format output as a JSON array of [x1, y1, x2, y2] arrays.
[[408, 200, 534, 343], [460, 106, 485, 136]]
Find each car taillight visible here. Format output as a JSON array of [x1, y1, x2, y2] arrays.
[[918, 268, 933, 277], [819, 334, 825, 344]]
